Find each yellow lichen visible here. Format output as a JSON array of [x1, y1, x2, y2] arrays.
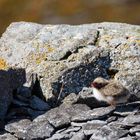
[[0, 58, 7, 70], [35, 53, 47, 64]]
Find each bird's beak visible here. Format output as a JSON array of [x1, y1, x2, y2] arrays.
[[91, 82, 96, 87]]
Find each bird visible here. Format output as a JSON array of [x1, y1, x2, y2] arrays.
[[90, 77, 130, 106]]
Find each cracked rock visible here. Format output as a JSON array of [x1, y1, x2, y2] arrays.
[[26, 121, 55, 139], [90, 125, 128, 140], [5, 119, 31, 139], [72, 106, 115, 122]]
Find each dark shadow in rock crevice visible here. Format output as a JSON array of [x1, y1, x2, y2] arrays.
[[53, 54, 113, 103], [31, 73, 46, 101]]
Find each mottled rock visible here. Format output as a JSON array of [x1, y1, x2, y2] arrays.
[[70, 130, 86, 140], [118, 135, 136, 140], [130, 125, 140, 134], [82, 120, 107, 136], [72, 106, 115, 122], [114, 102, 140, 116], [5, 107, 45, 121], [62, 93, 78, 105], [90, 125, 128, 140], [46, 133, 71, 140], [26, 121, 54, 139], [0, 133, 18, 140], [1, 22, 139, 103], [34, 104, 90, 128], [5, 119, 31, 139], [123, 115, 140, 126]]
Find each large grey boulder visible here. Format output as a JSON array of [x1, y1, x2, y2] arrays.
[[0, 22, 139, 104]]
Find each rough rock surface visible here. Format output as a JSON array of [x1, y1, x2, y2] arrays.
[[0, 22, 140, 139]]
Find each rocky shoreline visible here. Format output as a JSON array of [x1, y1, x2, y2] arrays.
[[0, 22, 140, 139]]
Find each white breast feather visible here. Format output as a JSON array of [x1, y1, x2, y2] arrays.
[[92, 88, 107, 102]]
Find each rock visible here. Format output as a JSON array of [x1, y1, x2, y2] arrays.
[[72, 106, 115, 122], [118, 135, 136, 140], [113, 101, 140, 116], [71, 122, 87, 127], [90, 125, 128, 140], [130, 125, 140, 134], [29, 95, 51, 111], [62, 93, 78, 105], [5, 107, 45, 121], [106, 116, 117, 123], [82, 120, 107, 136], [5, 119, 31, 139], [123, 115, 140, 126], [136, 132, 140, 137], [70, 130, 86, 140], [0, 133, 18, 140], [1, 22, 139, 103], [34, 104, 90, 128], [46, 133, 71, 140], [17, 86, 32, 98], [26, 121, 55, 139]]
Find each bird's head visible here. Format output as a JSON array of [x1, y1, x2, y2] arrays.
[[91, 77, 109, 89]]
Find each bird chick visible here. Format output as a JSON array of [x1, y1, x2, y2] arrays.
[[91, 77, 130, 106]]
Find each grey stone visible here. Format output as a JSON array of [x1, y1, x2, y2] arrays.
[[71, 122, 87, 127], [123, 115, 140, 126], [1, 22, 139, 102], [46, 133, 71, 140], [118, 135, 136, 140], [136, 132, 140, 137], [82, 120, 107, 136], [29, 95, 51, 111], [70, 130, 86, 140], [130, 125, 140, 134], [26, 121, 54, 139], [0, 133, 18, 140], [5, 119, 31, 139], [89, 125, 128, 140], [12, 98, 29, 107], [72, 106, 115, 122], [62, 93, 78, 105], [107, 116, 117, 123], [63, 126, 81, 134], [34, 104, 90, 128], [114, 102, 140, 116], [5, 107, 45, 121]]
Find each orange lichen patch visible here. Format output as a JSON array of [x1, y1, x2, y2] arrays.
[[0, 58, 7, 70]]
